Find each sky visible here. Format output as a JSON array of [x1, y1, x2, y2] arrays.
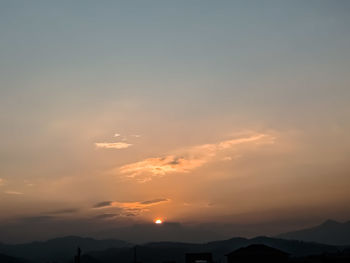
[[1, 0, 350, 243]]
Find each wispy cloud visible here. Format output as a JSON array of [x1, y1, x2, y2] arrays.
[[114, 133, 121, 137], [95, 213, 119, 219], [19, 216, 53, 223], [93, 198, 169, 217], [120, 155, 205, 178], [93, 201, 113, 208], [47, 208, 79, 215], [222, 156, 233, 161], [4, 190, 24, 195], [115, 199, 170, 209], [140, 198, 168, 205], [94, 198, 169, 209], [119, 133, 274, 181], [95, 142, 132, 149], [0, 178, 3, 186]]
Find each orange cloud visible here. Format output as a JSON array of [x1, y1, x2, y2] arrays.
[[95, 142, 132, 149], [93, 198, 169, 217], [120, 155, 206, 177], [4, 190, 24, 195], [119, 133, 275, 181], [94, 198, 169, 209], [113, 199, 169, 209]]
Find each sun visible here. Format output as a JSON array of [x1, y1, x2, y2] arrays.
[[154, 219, 163, 224]]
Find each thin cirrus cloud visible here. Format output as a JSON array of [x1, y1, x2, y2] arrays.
[[140, 198, 168, 205], [95, 213, 119, 219], [95, 132, 141, 150], [93, 201, 113, 208], [92, 198, 169, 217], [46, 208, 80, 215], [19, 216, 53, 223], [4, 190, 24, 195], [119, 133, 275, 181], [95, 142, 132, 149], [93, 198, 169, 209]]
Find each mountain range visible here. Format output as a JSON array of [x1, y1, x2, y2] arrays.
[[0, 236, 342, 263], [277, 219, 350, 245], [0, 219, 349, 263], [87, 236, 340, 263], [0, 236, 129, 263]]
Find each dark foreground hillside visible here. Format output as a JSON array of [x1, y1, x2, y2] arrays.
[[87, 237, 342, 263], [0, 235, 349, 263]]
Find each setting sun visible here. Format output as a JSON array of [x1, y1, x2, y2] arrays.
[[154, 219, 163, 224]]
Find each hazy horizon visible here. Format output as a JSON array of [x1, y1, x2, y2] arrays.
[[1, 1, 350, 244]]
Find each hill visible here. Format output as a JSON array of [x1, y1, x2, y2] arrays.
[[87, 236, 339, 263], [0, 236, 130, 263], [0, 253, 31, 263], [277, 219, 350, 245]]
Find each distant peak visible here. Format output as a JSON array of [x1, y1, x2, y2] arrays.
[[321, 219, 339, 226]]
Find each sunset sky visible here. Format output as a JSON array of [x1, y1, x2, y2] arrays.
[[1, 1, 350, 243]]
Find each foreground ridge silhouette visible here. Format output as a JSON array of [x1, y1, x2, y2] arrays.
[[226, 244, 289, 263], [1, 235, 350, 262]]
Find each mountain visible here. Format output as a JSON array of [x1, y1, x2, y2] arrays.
[[0, 234, 344, 263], [0, 253, 31, 263], [87, 236, 340, 263], [277, 219, 350, 245], [94, 222, 225, 243], [0, 236, 130, 263]]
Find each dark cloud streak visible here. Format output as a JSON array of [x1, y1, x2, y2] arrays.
[[140, 198, 168, 205], [46, 208, 80, 214], [93, 201, 113, 208], [95, 213, 119, 219]]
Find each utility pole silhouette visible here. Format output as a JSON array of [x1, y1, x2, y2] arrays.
[[134, 245, 138, 263], [74, 247, 81, 263]]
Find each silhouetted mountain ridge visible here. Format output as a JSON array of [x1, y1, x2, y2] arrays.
[[87, 236, 340, 263], [94, 222, 223, 243], [0, 236, 130, 263], [1, 223, 349, 263], [0, 253, 31, 263], [277, 219, 350, 245]]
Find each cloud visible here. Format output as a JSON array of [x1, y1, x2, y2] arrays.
[[95, 142, 132, 149], [120, 155, 205, 178], [95, 213, 119, 219], [93, 198, 169, 217], [19, 216, 54, 223], [0, 178, 3, 186], [94, 199, 169, 209], [114, 199, 170, 209], [114, 133, 121, 137], [140, 198, 169, 205], [47, 208, 79, 215], [4, 190, 24, 195], [119, 133, 274, 181], [93, 201, 113, 208], [124, 212, 138, 217]]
